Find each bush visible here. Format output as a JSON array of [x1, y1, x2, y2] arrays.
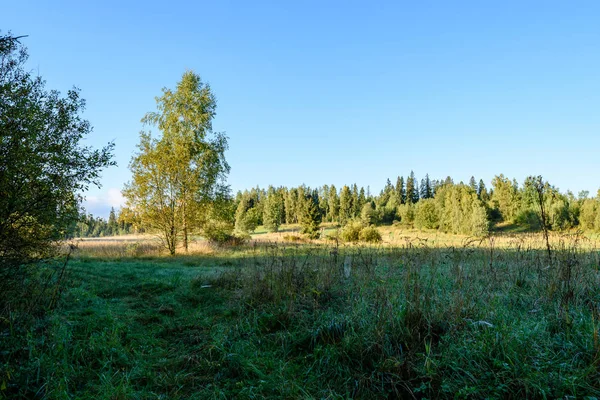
[[203, 220, 236, 244], [359, 226, 382, 243], [340, 220, 363, 242]]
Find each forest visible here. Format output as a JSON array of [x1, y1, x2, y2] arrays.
[[83, 173, 600, 245]]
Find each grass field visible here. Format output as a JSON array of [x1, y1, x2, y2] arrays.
[[3, 228, 600, 398]]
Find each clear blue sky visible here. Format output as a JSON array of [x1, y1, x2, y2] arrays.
[[3, 1, 600, 217]]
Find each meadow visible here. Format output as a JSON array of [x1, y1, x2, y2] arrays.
[[2, 226, 600, 399]]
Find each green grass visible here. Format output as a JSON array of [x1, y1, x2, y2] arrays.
[[2, 238, 600, 398]]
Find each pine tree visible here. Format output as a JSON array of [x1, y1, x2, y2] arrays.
[[351, 184, 360, 217], [328, 185, 340, 223], [396, 176, 405, 204], [285, 188, 299, 224], [420, 174, 432, 199], [358, 187, 366, 207], [235, 192, 259, 233], [339, 185, 353, 225], [477, 179, 489, 202], [300, 190, 322, 239], [406, 171, 419, 204], [263, 186, 283, 232], [319, 185, 330, 221], [108, 207, 119, 235], [469, 176, 478, 192]]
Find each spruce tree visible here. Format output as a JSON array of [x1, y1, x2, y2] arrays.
[[358, 187, 366, 207], [300, 190, 322, 239], [396, 176, 405, 204], [420, 174, 432, 199], [469, 176, 478, 192], [406, 171, 419, 204], [328, 185, 340, 223], [477, 179, 489, 202], [108, 207, 119, 235], [339, 185, 353, 224], [351, 184, 360, 217], [263, 186, 283, 232]]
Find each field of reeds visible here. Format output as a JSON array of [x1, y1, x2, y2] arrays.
[[2, 229, 600, 398]]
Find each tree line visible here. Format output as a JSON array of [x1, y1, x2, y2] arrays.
[[229, 173, 600, 238]]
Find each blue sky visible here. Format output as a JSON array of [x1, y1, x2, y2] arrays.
[[3, 1, 600, 217]]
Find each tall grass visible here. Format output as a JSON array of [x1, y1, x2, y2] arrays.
[[2, 233, 600, 398]]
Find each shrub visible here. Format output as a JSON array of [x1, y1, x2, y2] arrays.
[[340, 220, 363, 242], [359, 226, 382, 243], [203, 220, 236, 244]]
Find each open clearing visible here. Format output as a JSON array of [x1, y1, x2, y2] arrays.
[[3, 229, 600, 398]]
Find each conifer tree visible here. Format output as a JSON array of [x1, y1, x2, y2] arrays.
[[395, 176, 405, 204], [339, 185, 353, 224], [420, 174, 432, 199], [285, 188, 299, 224], [406, 171, 419, 204], [319, 185, 330, 221], [328, 185, 340, 223], [469, 176, 478, 192], [477, 179, 489, 202], [300, 190, 322, 239], [351, 184, 360, 217], [108, 207, 119, 235], [263, 186, 283, 232], [358, 187, 366, 207]]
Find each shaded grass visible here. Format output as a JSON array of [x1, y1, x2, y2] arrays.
[[2, 237, 600, 398]]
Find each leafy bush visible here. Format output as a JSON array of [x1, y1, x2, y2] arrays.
[[340, 220, 363, 242], [359, 226, 382, 243], [203, 220, 236, 244]]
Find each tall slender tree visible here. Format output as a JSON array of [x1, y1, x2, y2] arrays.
[[395, 176, 405, 204], [420, 174, 432, 199], [124, 71, 229, 254], [406, 171, 419, 204], [339, 185, 353, 224]]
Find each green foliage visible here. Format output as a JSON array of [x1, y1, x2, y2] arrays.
[[327, 185, 340, 223], [420, 174, 432, 199], [0, 34, 114, 292], [414, 198, 439, 230], [300, 191, 322, 239], [491, 174, 520, 222], [361, 201, 380, 225], [123, 71, 229, 255], [339, 185, 353, 225], [340, 220, 363, 242], [263, 186, 283, 232], [406, 171, 419, 204], [358, 226, 382, 243], [397, 203, 416, 226], [579, 198, 599, 231], [235, 193, 260, 233], [202, 219, 235, 244], [435, 184, 489, 236], [395, 176, 405, 204]]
